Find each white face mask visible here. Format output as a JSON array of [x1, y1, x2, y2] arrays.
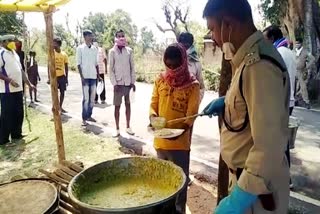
[[221, 21, 235, 61]]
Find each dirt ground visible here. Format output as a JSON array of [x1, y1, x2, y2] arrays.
[[187, 181, 216, 214]]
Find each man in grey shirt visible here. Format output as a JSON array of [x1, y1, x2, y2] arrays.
[[76, 30, 99, 126], [109, 29, 136, 137]]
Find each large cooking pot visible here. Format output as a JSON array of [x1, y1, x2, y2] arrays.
[[68, 156, 186, 214]]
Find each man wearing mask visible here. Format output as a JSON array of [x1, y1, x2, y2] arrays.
[[295, 38, 315, 109], [0, 34, 35, 145], [202, 0, 290, 213], [76, 30, 99, 126], [109, 29, 136, 137], [178, 32, 205, 102]]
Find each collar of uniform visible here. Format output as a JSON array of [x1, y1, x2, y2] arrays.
[[231, 31, 264, 68]]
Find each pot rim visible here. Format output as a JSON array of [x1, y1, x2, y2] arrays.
[[68, 156, 187, 212]]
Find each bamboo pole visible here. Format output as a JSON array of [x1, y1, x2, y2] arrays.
[[44, 7, 66, 163]]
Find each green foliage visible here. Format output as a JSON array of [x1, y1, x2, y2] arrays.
[[104, 9, 138, 49], [0, 12, 25, 35], [82, 10, 138, 50], [260, 0, 288, 25], [139, 27, 156, 54], [203, 65, 221, 91], [54, 24, 76, 56], [82, 12, 108, 44]]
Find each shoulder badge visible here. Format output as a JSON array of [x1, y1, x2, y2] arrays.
[[244, 50, 260, 66]]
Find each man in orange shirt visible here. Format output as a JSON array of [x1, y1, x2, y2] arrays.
[[53, 37, 69, 113], [150, 43, 200, 214]]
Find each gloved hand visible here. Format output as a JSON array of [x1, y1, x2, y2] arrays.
[[215, 185, 257, 214], [202, 96, 225, 117]]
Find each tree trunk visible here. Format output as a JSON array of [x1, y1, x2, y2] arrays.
[[304, 0, 317, 55], [216, 56, 232, 204]]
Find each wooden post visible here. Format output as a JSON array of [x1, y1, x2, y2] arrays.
[[44, 6, 66, 163]]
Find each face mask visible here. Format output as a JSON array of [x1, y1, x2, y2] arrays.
[[7, 42, 16, 51], [221, 21, 235, 61], [115, 37, 127, 47]]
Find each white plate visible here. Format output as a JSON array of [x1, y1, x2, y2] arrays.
[[149, 128, 185, 139]]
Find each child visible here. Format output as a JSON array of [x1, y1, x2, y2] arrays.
[[27, 51, 40, 103], [149, 43, 200, 214]]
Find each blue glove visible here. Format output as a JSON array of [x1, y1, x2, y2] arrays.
[[215, 185, 257, 214], [202, 96, 225, 117]]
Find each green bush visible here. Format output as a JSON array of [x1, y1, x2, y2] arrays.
[[203, 66, 221, 91]]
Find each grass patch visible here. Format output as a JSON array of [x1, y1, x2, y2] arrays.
[[0, 109, 125, 183]]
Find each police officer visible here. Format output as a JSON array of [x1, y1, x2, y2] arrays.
[[0, 34, 35, 145], [202, 0, 290, 213]]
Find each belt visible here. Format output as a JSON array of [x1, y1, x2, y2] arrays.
[[229, 168, 276, 211]]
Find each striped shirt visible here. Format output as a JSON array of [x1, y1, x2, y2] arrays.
[[97, 47, 107, 74], [109, 46, 135, 86]]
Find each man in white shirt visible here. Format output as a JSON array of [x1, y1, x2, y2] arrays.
[[0, 34, 35, 145], [109, 30, 136, 137], [263, 25, 296, 189], [76, 30, 99, 126], [93, 41, 107, 104]]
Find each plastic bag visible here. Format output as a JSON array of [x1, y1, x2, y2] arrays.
[[96, 80, 104, 95], [130, 89, 135, 103]]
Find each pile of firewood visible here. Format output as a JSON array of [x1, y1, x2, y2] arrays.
[[39, 160, 84, 214]]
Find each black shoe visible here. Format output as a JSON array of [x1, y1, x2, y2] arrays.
[[87, 117, 97, 122], [11, 134, 27, 140], [0, 140, 10, 145], [306, 103, 311, 109]]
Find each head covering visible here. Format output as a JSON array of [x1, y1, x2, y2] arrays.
[[0, 34, 15, 41], [161, 43, 196, 89], [114, 37, 127, 47], [83, 30, 93, 37]]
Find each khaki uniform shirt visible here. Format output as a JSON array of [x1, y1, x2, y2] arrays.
[[221, 31, 290, 213]]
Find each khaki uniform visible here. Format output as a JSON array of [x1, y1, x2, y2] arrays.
[[221, 31, 290, 213], [296, 48, 315, 104]]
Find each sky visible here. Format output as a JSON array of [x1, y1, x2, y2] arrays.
[[24, 0, 261, 40]]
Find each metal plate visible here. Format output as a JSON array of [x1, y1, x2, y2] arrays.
[[0, 178, 59, 214]]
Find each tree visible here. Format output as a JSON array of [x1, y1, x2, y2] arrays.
[[0, 12, 25, 35], [217, 57, 232, 204], [139, 27, 156, 54], [260, 0, 320, 102], [155, 0, 190, 39], [54, 24, 76, 56], [82, 12, 108, 44], [103, 9, 138, 49], [81, 10, 138, 50]]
